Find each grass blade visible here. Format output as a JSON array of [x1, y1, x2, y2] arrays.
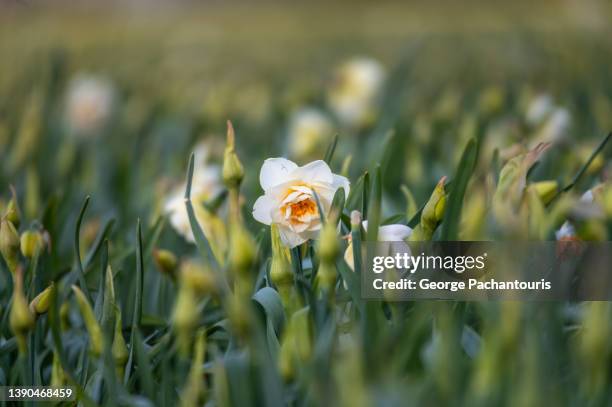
[[323, 133, 339, 164], [440, 138, 478, 241], [184, 152, 220, 271], [125, 220, 144, 384], [561, 132, 611, 193], [73, 196, 93, 302], [366, 165, 382, 243]]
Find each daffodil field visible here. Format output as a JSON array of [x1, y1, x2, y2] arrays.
[[1, 2, 612, 406]]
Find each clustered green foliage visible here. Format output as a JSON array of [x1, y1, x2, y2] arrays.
[[1, 9, 612, 406]]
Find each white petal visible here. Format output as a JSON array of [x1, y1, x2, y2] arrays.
[[278, 226, 308, 248], [555, 222, 575, 240], [378, 224, 413, 241], [252, 195, 275, 225], [292, 160, 334, 184], [260, 158, 298, 191], [332, 174, 350, 197], [362, 221, 412, 241], [290, 185, 314, 195], [580, 190, 594, 203]]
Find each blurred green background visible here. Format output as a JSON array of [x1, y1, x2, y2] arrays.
[[1, 1, 612, 406]]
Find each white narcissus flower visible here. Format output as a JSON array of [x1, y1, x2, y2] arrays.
[[344, 221, 413, 271], [65, 74, 115, 136], [287, 108, 334, 161], [164, 143, 223, 243], [252, 158, 349, 248], [328, 57, 386, 128]]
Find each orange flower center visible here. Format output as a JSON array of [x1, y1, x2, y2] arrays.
[[281, 198, 318, 225]]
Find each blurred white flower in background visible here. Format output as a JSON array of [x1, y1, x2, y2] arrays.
[[525, 93, 573, 145], [555, 188, 605, 241], [253, 158, 349, 248], [65, 74, 115, 136], [344, 221, 413, 271], [328, 57, 386, 128], [525, 93, 554, 126], [164, 142, 223, 243], [287, 108, 334, 161]]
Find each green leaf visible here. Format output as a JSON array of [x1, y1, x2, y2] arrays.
[[184, 152, 221, 272], [330, 187, 346, 223], [440, 138, 478, 241], [125, 220, 144, 385], [323, 133, 339, 164], [311, 188, 326, 225], [400, 184, 418, 220], [382, 214, 406, 225], [366, 165, 382, 243], [346, 171, 368, 212], [73, 196, 93, 302], [561, 132, 611, 194], [252, 286, 285, 335], [133, 329, 155, 399], [335, 260, 361, 313], [93, 239, 109, 322], [83, 217, 115, 272]]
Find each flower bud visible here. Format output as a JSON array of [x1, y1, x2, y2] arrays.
[[10, 267, 34, 354], [317, 222, 339, 264], [112, 306, 128, 377], [72, 285, 104, 357], [60, 301, 71, 331], [222, 120, 244, 188], [51, 351, 66, 387], [316, 223, 339, 292], [0, 218, 21, 273], [173, 279, 199, 356], [153, 248, 178, 278], [29, 282, 54, 316], [182, 328, 207, 407], [20, 229, 44, 259], [5, 193, 21, 228], [529, 180, 558, 205], [409, 176, 447, 241], [181, 261, 218, 296], [270, 225, 293, 286], [278, 309, 311, 381]]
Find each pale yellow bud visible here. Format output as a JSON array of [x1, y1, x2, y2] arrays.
[[153, 248, 178, 277], [222, 120, 245, 188], [0, 219, 20, 273], [317, 222, 339, 264], [316, 223, 339, 292], [409, 176, 447, 241], [112, 306, 128, 377], [181, 328, 207, 407], [5, 186, 21, 228], [29, 282, 54, 316], [181, 261, 217, 296], [51, 351, 66, 387], [10, 267, 34, 354], [72, 285, 104, 357], [529, 180, 558, 205], [269, 225, 293, 288], [20, 230, 44, 259]]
